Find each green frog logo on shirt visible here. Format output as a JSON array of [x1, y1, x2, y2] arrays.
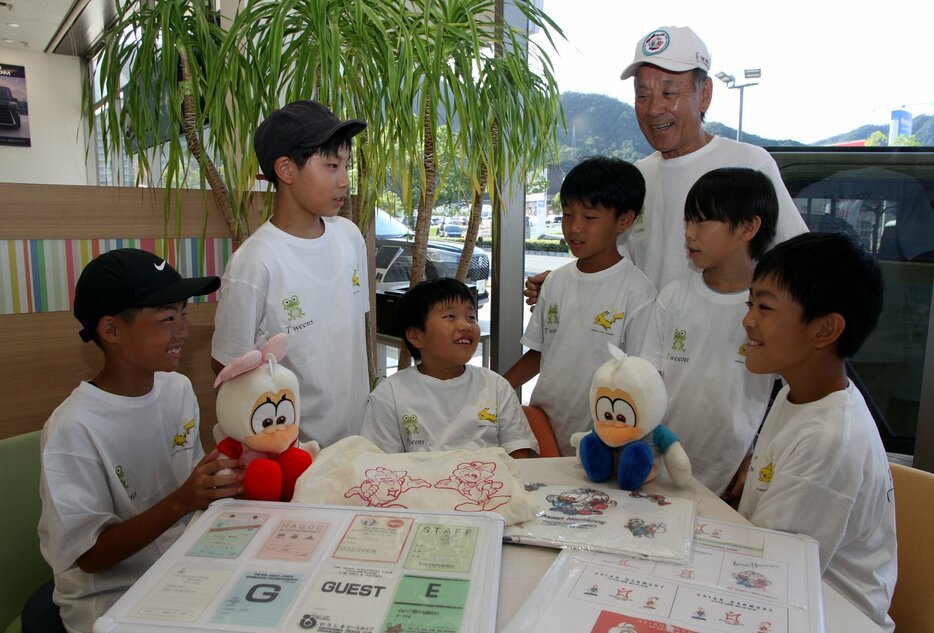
[[401, 415, 420, 435], [671, 328, 687, 352], [546, 304, 559, 325], [282, 295, 306, 321], [115, 465, 129, 490]]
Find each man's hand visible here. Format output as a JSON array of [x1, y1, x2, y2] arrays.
[[524, 271, 551, 307]]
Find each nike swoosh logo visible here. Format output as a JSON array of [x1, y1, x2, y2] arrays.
[[154, 261, 166, 271]]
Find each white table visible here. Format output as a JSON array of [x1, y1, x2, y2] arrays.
[[499, 457, 884, 633]]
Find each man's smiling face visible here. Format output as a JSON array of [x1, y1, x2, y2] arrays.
[[633, 64, 711, 159]]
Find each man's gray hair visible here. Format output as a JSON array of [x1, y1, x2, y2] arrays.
[[693, 68, 709, 122]]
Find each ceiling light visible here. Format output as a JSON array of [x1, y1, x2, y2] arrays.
[[7, 22, 20, 28]]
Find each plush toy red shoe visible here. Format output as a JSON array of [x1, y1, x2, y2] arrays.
[[214, 333, 312, 501]]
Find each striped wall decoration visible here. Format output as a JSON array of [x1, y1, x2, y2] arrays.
[[0, 238, 232, 315]]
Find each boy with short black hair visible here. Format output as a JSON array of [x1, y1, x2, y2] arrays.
[[361, 278, 538, 458], [39, 248, 243, 633], [641, 167, 780, 496], [212, 100, 369, 447], [738, 232, 896, 632], [504, 156, 656, 456]]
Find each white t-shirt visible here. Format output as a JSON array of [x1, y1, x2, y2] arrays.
[[360, 365, 539, 456], [212, 217, 370, 447], [522, 257, 656, 456], [738, 382, 897, 632], [38, 374, 204, 633], [641, 272, 778, 495], [623, 136, 809, 290]]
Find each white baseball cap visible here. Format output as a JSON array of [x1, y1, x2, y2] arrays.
[[620, 26, 711, 80]]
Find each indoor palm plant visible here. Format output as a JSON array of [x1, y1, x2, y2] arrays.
[[88, 0, 564, 377]]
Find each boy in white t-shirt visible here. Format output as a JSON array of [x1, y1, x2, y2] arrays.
[[738, 232, 896, 632], [504, 156, 656, 456], [212, 100, 369, 447], [39, 249, 243, 633], [641, 167, 780, 497], [361, 278, 538, 457]]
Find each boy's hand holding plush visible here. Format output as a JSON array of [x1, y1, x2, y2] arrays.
[[573, 343, 692, 490], [214, 333, 312, 501]]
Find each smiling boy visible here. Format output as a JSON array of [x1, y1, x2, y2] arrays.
[[361, 278, 538, 457], [738, 232, 896, 632], [504, 156, 656, 456], [212, 100, 369, 447], [39, 249, 242, 633]]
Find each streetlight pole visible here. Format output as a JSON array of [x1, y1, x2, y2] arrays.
[[715, 69, 761, 143]]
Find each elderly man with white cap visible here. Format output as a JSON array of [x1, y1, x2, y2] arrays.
[[526, 26, 807, 295]]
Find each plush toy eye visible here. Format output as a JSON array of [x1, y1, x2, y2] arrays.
[[612, 399, 637, 427], [275, 397, 296, 426], [251, 400, 277, 434], [595, 396, 614, 422]]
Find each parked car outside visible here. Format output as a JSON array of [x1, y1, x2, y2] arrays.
[[440, 222, 464, 238], [375, 210, 490, 304], [0, 87, 21, 129]]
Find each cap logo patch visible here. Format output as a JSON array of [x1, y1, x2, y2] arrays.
[[154, 260, 167, 271], [642, 31, 670, 57]]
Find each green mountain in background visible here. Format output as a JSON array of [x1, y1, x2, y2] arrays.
[[555, 92, 934, 176]]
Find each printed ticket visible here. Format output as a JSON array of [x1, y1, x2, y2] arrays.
[[211, 570, 303, 628], [186, 511, 269, 559], [130, 564, 231, 622], [381, 575, 471, 633], [334, 514, 414, 563], [405, 523, 479, 573], [256, 518, 329, 562], [283, 563, 398, 633]]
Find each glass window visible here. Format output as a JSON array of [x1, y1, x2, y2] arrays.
[[774, 149, 934, 454]]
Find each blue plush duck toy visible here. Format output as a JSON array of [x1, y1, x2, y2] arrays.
[[571, 343, 692, 490]]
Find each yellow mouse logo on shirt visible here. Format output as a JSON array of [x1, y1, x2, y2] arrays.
[[352, 268, 361, 287], [593, 311, 625, 331], [478, 408, 498, 424], [758, 462, 774, 483], [173, 419, 195, 447]]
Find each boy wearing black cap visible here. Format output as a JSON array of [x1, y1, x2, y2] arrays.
[[212, 100, 369, 447], [38, 248, 244, 633]]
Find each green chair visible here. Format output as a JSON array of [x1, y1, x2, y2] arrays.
[[0, 431, 54, 633]]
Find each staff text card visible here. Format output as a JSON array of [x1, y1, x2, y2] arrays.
[[405, 523, 479, 573]]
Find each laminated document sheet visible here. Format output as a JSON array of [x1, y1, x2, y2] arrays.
[[504, 518, 824, 633], [503, 483, 697, 563], [93, 499, 504, 633]]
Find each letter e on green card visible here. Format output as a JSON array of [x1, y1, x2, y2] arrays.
[[382, 575, 470, 633]]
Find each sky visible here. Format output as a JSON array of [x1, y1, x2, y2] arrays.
[[530, 1, 934, 145]]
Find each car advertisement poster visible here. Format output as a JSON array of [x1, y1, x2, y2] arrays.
[[0, 63, 29, 147]]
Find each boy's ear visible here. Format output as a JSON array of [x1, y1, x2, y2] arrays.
[[811, 313, 845, 350], [404, 326, 425, 351], [273, 157, 293, 184], [738, 216, 762, 242], [616, 209, 638, 232], [97, 315, 120, 344]]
